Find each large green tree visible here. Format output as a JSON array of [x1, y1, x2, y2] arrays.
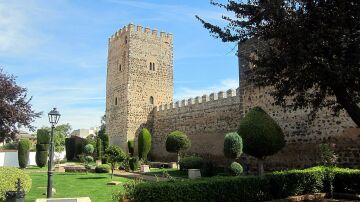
[[196, 0, 360, 127], [0, 69, 41, 142], [39, 123, 72, 152]]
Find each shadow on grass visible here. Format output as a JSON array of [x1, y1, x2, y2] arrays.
[[77, 176, 107, 180]]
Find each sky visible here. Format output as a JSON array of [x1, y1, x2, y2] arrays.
[[0, 0, 239, 132]]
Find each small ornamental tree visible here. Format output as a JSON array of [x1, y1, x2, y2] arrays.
[[105, 145, 126, 179], [238, 107, 285, 175], [18, 139, 31, 169], [96, 137, 102, 160], [83, 144, 94, 173], [138, 128, 151, 160], [165, 131, 191, 169], [223, 132, 243, 175]]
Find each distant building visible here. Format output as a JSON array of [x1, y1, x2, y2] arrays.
[[70, 127, 99, 139]]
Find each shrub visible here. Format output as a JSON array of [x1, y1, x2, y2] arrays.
[[128, 139, 135, 156], [95, 164, 111, 173], [35, 151, 47, 167], [36, 128, 50, 144], [200, 160, 216, 177], [179, 156, 203, 171], [96, 138, 102, 160], [84, 144, 94, 155], [238, 107, 285, 175], [223, 132, 243, 160], [0, 167, 32, 201], [105, 145, 127, 178], [138, 128, 151, 160], [65, 138, 75, 161], [228, 162, 243, 176], [129, 157, 140, 171], [0, 142, 18, 150], [165, 131, 191, 167], [18, 139, 31, 169], [332, 167, 360, 194]]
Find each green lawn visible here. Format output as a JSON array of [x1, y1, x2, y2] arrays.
[[26, 172, 131, 202]]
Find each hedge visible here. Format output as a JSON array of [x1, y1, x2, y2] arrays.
[[179, 156, 203, 171], [65, 138, 75, 161], [0, 167, 32, 201], [132, 166, 360, 202]]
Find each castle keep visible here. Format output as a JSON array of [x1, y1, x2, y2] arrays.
[[106, 24, 360, 169]]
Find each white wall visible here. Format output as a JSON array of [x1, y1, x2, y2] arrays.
[[0, 151, 65, 167]]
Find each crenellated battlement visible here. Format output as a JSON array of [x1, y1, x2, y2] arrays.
[[109, 23, 173, 42], [155, 88, 240, 112]]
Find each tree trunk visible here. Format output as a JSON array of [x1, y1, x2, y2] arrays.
[[177, 152, 180, 170], [332, 86, 360, 127], [111, 167, 114, 179], [258, 158, 264, 176]]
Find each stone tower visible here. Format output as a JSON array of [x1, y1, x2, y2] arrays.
[[106, 23, 173, 150]]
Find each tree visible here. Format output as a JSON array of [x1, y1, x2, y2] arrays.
[[99, 133, 109, 153], [196, 1, 360, 127], [165, 131, 191, 169], [83, 144, 94, 174], [18, 139, 31, 169], [238, 107, 285, 175], [38, 123, 72, 152], [105, 145, 126, 179], [96, 137, 102, 160], [0, 69, 41, 142], [138, 128, 151, 160]]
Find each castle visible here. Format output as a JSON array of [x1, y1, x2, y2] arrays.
[[106, 24, 360, 169]]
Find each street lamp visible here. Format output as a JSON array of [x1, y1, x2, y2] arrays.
[[47, 108, 60, 198]]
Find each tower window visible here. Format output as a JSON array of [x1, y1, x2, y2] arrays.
[[115, 97, 118, 105], [149, 96, 154, 105], [119, 64, 122, 71], [125, 36, 128, 44], [149, 62, 156, 71]]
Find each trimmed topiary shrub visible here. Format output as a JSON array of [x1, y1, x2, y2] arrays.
[[36, 144, 48, 151], [128, 139, 135, 156], [238, 107, 285, 175], [179, 156, 204, 171], [18, 139, 31, 169], [165, 131, 191, 168], [65, 138, 76, 161], [36, 128, 50, 144], [96, 137, 102, 160], [228, 162, 243, 176], [35, 151, 48, 167], [84, 144, 94, 155], [0, 167, 32, 201], [95, 164, 111, 173], [138, 128, 151, 160], [129, 157, 140, 171], [223, 132, 243, 160]]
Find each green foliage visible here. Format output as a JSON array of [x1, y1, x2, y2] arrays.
[[200, 160, 216, 177], [85, 155, 94, 163], [84, 144, 94, 155], [238, 107, 285, 159], [35, 151, 47, 167], [228, 162, 243, 176], [165, 131, 191, 153], [36, 129, 49, 144], [35, 144, 48, 151], [38, 124, 72, 152], [179, 156, 204, 171], [18, 139, 31, 168], [0, 142, 18, 150], [129, 157, 140, 171], [95, 164, 111, 173], [0, 167, 32, 201], [65, 138, 75, 161], [99, 133, 109, 153], [332, 167, 360, 194], [127, 139, 134, 156], [223, 132, 243, 160], [96, 137, 102, 160], [138, 128, 151, 160], [105, 145, 127, 178], [319, 143, 337, 166]]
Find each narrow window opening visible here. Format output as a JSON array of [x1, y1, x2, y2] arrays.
[[149, 62, 152, 70], [115, 97, 118, 105], [125, 36, 128, 44], [149, 96, 154, 105], [119, 64, 122, 71]]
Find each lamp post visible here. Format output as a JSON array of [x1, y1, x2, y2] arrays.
[[47, 108, 60, 198]]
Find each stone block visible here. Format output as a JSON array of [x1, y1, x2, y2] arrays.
[[188, 169, 201, 179], [141, 165, 150, 172], [107, 181, 122, 185], [167, 162, 177, 169], [95, 160, 102, 166]]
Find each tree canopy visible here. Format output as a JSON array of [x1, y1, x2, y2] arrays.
[[196, 0, 360, 127], [39, 123, 72, 152], [0, 69, 41, 142]]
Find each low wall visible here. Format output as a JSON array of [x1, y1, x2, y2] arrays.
[[0, 151, 65, 167]]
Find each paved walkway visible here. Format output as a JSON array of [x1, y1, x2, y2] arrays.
[[113, 170, 170, 181]]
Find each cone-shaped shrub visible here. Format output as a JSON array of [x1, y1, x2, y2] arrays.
[[35, 151, 47, 167], [96, 137, 102, 160], [223, 132, 243, 160], [36, 129, 49, 167], [238, 107, 285, 175], [18, 139, 31, 168], [138, 128, 151, 160], [128, 139, 135, 156]]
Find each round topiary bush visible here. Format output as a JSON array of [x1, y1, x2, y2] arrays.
[[238, 107, 285, 175], [179, 156, 204, 171], [138, 128, 151, 160], [18, 139, 31, 169], [129, 157, 140, 171], [223, 132, 243, 160], [84, 144, 94, 155], [95, 164, 111, 173], [0, 167, 32, 201], [228, 161, 243, 176]]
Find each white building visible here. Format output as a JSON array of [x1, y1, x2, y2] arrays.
[[70, 127, 99, 138]]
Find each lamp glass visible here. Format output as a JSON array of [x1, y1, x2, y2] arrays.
[[48, 108, 61, 125]]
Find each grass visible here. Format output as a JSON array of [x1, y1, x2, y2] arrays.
[[26, 172, 131, 202], [148, 168, 187, 178]]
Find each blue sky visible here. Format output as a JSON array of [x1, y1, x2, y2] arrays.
[[0, 0, 238, 131]]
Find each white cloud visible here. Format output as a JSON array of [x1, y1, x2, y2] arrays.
[[174, 79, 238, 101]]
